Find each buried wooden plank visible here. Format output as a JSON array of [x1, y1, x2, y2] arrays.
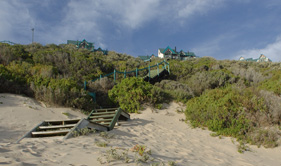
[[89, 114, 115, 119], [32, 129, 71, 136], [38, 124, 76, 130], [91, 119, 113, 122], [98, 122, 111, 126], [90, 112, 116, 116], [44, 119, 80, 124], [93, 108, 118, 112]]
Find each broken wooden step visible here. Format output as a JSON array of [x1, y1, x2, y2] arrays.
[[17, 118, 108, 143], [32, 129, 71, 137], [38, 124, 76, 130], [87, 107, 130, 131]]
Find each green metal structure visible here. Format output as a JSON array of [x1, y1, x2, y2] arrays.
[[84, 60, 170, 90], [0, 40, 17, 45]]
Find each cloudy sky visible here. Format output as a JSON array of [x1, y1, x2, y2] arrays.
[[1, 0, 281, 61]]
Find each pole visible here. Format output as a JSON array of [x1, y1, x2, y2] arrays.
[[114, 69, 116, 82], [148, 65, 150, 81], [157, 63, 159, 77], [168, 63, 170, 74], [136, 68, 138, 78], [31, 28, 34, 43], [84, 81, 87, 90], [124, 70, 126, 78]]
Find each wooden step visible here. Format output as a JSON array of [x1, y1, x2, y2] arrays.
[[91, 119, 113, 122], [89, 120, 111, 126], [44, 119, 80, 123], [38, 124, 76, 130], [93, 108, 118, 112], [32, 129, 71, 136], [93, 110, 117, 113], [90, 112, 116, 116], [98, 122, 111, 126], [89, 114, 115, 119], [44, 119, 80, 125]]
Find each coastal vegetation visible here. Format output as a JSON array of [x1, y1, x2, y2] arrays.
[[0, 42, 280, 148]]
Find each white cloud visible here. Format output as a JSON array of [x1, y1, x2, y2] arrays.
[[64, 0, 161, 30], [0, 1, 34, 43], [177, 0, 224, 18], [0, 0, 226, 46], [236, 36, 281, 62]]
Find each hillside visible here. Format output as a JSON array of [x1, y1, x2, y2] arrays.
[[0, 43, 280, 148]]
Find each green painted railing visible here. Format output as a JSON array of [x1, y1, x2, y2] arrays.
[[84, 60, 170, 90], [0, 40, 17, 45]]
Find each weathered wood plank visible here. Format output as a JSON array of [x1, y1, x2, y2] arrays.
[[44, 119, 80, 123], [89, 114, 115, 119], [93, 108, 118, 111], [32, 129, 71, 136], [91, 119, 112, 122], [38, 124, 76, 130], [90, 112, 116, 116]]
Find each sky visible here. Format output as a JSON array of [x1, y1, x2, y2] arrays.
[[1, 0, 281, 62]]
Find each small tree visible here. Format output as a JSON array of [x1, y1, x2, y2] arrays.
[[108, 77, 154, 113]]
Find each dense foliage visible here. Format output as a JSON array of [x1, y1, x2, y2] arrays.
[[167, 58, 281, 147], [0, 43, 147, 111], [109, 77, 166, 113], [0, 42, 280, 147]]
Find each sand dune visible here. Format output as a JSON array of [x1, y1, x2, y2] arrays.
[[0, 93, 280, 166]]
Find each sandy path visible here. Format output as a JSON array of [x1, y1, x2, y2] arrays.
[[0, 94, 280, 166]]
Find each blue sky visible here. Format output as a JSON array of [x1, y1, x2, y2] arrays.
[[1, 0, 281, 62]]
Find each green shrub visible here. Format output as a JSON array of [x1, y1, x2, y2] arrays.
[[185, 85, 279, 142], [259, 70, 281, 95], [155, 80, 193, 103], [109, 77, 162, 113]]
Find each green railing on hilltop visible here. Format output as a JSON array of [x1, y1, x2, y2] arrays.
[[0, 40, 17, 45], [84, 60, 170, 90]]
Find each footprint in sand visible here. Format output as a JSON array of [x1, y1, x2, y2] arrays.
[[0, 156, 12, 164], [22, 148, 41, 157]]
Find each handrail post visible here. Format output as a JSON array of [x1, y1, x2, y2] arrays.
[[124, 70, 126, 78], [100, 74, 102, 83], [136, 68, 138, 78], [168, 63, 170, 74], [157, 63, 159, 77], [148, 64, 151, 81], [84, 81, 87, 90], [114, 69, 116, 82]]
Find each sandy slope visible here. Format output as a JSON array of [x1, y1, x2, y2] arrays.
[[0, 93, 280, 166]]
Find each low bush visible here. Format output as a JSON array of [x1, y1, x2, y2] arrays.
[[185, 85, 281, 147], [258, 70, 281, 95], [108, 77, 165, 113], [187, 70, 237, 95], [155, 80, 193, 103]]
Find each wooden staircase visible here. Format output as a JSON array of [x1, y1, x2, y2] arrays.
[[31, 119, 80, 138], [16, 118, 108, 143], [17, 108, 130, 142], [87, 108, 130, 131]]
